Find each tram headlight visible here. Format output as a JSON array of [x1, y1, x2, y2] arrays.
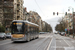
[[11, 35, 13, 37], [23, 35, 24, 37]]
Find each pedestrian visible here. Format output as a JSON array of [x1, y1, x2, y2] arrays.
[[65, 33, 66, 36]]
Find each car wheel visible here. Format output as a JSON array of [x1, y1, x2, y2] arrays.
[[5, 37, 6, 39], [3, 37, 5, 40]]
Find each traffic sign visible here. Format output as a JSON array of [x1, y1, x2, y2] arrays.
[[65, 29, 67, 31], [67, 29, 69, 31]]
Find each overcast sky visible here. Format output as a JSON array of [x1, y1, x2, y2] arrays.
[[23, 0, 75, 32]]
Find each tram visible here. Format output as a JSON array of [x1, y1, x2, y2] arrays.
[[11, 20, 39, 42]]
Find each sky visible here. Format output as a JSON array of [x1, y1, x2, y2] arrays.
[[23, 0, 75, 32]]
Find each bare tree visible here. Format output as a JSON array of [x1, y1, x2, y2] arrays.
[[55, 17, 67, 32]]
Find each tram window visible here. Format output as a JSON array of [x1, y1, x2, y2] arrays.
[[25, 25, 28, 34], [35, 28, 36, 32], [28, 27, 31, 33], [30, 27, 31, 33]]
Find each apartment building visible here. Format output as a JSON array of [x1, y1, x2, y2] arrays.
[[63, 13, 73, 34], [0, 0, 3, 25], [63, 13, 73, 29], [0, 0, 14, 27], [0, 0, 23, 28]]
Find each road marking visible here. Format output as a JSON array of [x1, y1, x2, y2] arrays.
[[59, 41, 61, 42], [61, 37, 71, 47], [0, 42, 11, 46], [71, 41, 75, 43], [47, 38, 53, 50], [64, 47, 75, 50]]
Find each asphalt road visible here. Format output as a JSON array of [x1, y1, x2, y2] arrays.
[[0, 33, 75, 50]]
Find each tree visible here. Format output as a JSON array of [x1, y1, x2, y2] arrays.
[[55, 17, 67, 32], [0, 24, 5, 32]]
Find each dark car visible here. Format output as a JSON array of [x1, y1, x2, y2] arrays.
[[0, 33, 6, 40], [61, 32, 65, 36], [59, 32, 61, 35]]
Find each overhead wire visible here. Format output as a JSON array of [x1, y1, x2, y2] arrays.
[[34, 0, 45, 16]]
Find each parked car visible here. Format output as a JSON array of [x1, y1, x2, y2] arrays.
[[0, 33, 6, 40], [39, 32, 45, 34], [54, 31, 58, 34], [6, 33, 11, 38], [61, 32, 65, 36], [59, 32, 61, 35]]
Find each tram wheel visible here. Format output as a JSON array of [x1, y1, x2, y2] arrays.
[[27, 37, 30, 42]]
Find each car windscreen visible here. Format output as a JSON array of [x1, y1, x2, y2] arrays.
[[7, 33, 11, 35], [0, 33, 5, 35]]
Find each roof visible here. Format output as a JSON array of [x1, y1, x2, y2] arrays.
[[12, 20, 39, 27]]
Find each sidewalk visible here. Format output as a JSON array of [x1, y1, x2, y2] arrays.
[[65, 34, 75, 40]]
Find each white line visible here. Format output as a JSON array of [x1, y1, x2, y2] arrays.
[[61, 37, 70, 47], [59, 41, 61, 42], [47, 38, 53, 50], [0, 42, 11, 46], [63, 39, 70, 46]]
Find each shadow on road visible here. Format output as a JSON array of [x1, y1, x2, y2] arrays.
[[12, 41, 28, 43], [12, 38, 39, 44]]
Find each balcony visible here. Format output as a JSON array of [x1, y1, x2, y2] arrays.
[[0, 0, 3, 1], [0, 2, 3, 5], [3, 2, 14, 7], [17, 8, 20, 11], [0, 5, 3, 8], [4, 13, 13, 20], [4, 0, 14, 2], [17, 1, 20, 4], [17, 0, 20, 6], [5, 21, 11, 26], [17, 0, 20, 3], [3, 8, 14, 13], [4, 18, 13, 20], [70, 19, 73, 22], [17, 13, 20, 16], [0, 9, 3, 13], [0, 2, 3, 7], [17, 16, 20, 20], [0, 14, 3, 18]]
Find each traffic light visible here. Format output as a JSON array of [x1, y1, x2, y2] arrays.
[[6, 27, 7, 30], [68, 9, 70, 11], [65, 12, 67, 15], [53, 12, 55, 15], [6, 26, 7, 30], [57, 12, 58, 15]]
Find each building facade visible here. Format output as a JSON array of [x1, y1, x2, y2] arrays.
[[0, 0, 14, 27], [14, 0, 23, 20], [23, 9, 42, 31], [0, 0, 3, 25], [63, 13, 73, 30], [63, 13, 73, 34]]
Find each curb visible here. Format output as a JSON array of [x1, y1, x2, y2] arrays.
[[64, 34, 75, 40]]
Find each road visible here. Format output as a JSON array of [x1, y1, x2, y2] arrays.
[[0, 33, 75, 50]]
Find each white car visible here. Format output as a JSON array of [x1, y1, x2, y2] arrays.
[[54, 31, 58, 34], [61, 32, 65, 36], [0, 33, 6, 40]]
